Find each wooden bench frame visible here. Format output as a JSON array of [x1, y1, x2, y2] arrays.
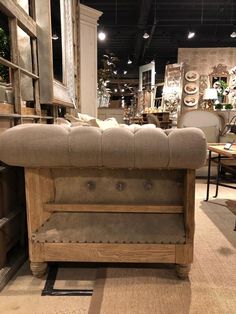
[[25, 167, 195, 278]]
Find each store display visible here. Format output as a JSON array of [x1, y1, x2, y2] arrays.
[[184, 95, 198, 106], [185, 71, 199, 82], [184, 83, 198, 94]]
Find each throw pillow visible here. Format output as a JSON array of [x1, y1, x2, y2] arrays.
[[95, 117, 119, 130]]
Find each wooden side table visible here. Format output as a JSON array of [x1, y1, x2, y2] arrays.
[[205, 144, 236, 201]]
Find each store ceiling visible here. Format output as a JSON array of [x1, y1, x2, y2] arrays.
[[80, 0, 236, 79]]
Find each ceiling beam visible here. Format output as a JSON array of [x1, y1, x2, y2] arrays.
[[133, 0, 153, 64]]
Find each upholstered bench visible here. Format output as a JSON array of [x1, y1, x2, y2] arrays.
[[0, 124, 207, 278]]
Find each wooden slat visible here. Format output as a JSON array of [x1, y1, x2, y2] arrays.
[[20, 67, 39, 80], [0, 0, 37, 37], [0, 230, 6, 268], [0, 57, 17, 69], [31, 38, 41, 116], [44, 203, 184, 213], [9, 18, 21, 115], [184, 169, 195, 243], [25, 168, 54, 261], [0, 57, 39, 79], [0, 249, 26, 291], [0, 208, 23, 230], [34, 242, 176, 263], [0, 114, 21, 118], [0, 103, 14, 114]]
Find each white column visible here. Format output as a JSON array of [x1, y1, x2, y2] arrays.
[[80, 4, 102, 117]]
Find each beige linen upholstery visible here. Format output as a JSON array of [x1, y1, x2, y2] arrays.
[[0, 124, 207, 169], [178, 109, 222, 143], [0, 124, 206, 169], [0, 123, 207, 277]]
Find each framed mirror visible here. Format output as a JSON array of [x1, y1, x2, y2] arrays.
[[209, 64, 229, 103], [35, 0, 75, 107], [139, 62, 155, 107]]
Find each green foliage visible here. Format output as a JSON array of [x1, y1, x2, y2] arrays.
[[218, 80, 228, 90], [225, 103, 233, 110], [97, 54, 119, 92], [0, 27, 10, 82], [214, 103, 223, 110]]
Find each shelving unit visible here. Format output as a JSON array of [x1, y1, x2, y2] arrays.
[[0, 0, 80, 290]]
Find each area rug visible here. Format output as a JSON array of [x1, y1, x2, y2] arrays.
[[88, 199, 236, 314], [226, 200, 236, 215]]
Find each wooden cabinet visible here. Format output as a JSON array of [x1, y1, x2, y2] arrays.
[[142, 112, 172, 129]]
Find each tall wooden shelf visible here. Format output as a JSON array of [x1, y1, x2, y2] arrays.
[[0, 0, 80, 290]]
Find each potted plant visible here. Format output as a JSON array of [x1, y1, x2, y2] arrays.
[[213, 80, 229, 103], [225, 103, 233, 110], [214, 103, 223, 110]]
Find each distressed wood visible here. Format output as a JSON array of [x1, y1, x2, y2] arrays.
[[31, 38, 41, 116], [34, 242, 176, 263], [0, 103, 14, 114], [0, 208, 22, 230], [0, 230, 6, 269], [184, 169, 195, 243], [44, 203, 184, 213], [25, 168, 195, 278], [175, 244, 193, 264], [24, 168, 54, 261], [9, 18, 22, 115], [0, 0, 37, 37], [0, 249, 26, 291]]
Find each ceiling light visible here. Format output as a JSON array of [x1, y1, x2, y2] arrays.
[[113, 70, 117, 75], [123, 70, 127, 75], [114, 88, 118, 92], [143, 32, 149, 39], [52, 33, 59, 40], [187, 31, 195, 39], [121, 89, 125, 92], [127, 58, 132, 64], [98, 31, 106, 41], [230, 31, 236, 38]]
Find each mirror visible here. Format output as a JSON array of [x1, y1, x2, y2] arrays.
[[139, 62, 155, 107], [209, 64, 229, 103]]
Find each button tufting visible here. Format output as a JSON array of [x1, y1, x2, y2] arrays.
[[86, 180, 96, 191], [116, 181, 126, 191], [143, 180, 153, 191]]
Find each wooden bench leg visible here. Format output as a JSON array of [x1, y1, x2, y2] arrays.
[[176, 264, 191, 279], [30, 262, 48, 278]]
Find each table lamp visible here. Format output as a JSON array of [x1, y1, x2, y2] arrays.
[[203, 88, 218, 110]]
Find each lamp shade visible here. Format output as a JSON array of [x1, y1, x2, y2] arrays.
[[203, 88, 218, 100]]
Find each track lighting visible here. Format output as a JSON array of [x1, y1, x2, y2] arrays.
[[143, 32, 149, 39], [187, 31, 195, 39], [127, 58, 132, 64], [98, 31, 106, 41], [52, 33, 59, 40], [230, 31, 236, 38], [123, 70, 127, 75]]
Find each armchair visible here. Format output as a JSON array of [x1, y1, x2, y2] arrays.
[[178, 109, 223, 143]]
